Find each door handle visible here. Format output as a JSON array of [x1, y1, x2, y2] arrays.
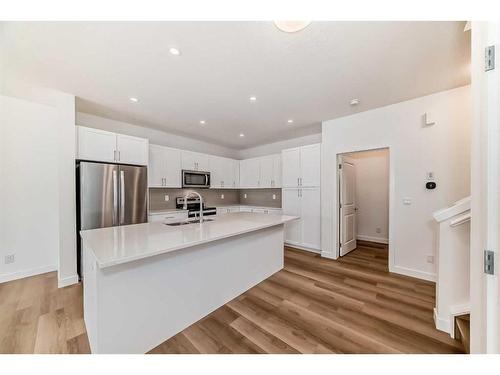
[[112, 170, 118, 225], [120, 170, 125, 224]]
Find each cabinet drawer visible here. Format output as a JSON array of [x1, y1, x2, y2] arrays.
[[148, 212, 188, 223]]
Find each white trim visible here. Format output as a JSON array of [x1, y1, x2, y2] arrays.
[[433, 196, 471, 222], [434, 308, 452, 335], [58, 273, 79, 288], [321, 250, 336, 259], [356, 235, 389, 244], [285, 242, 321, 254], [0, 264, 57, 284], [391, 264, 436, 282]]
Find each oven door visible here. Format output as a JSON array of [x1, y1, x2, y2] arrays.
[[182, 170, 210, 188]]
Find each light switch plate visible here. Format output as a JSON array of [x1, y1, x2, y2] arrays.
[[403, 198, 412, 205]]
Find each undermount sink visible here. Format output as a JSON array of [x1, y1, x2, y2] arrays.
[[165, 218, 214, 226]]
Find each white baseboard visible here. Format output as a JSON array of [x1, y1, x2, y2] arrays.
[[0, 264, 57, 284], [58, 273, 79, 288], [284, 242, 321, 254], [356, 235, 389, 244], [321, 251, 337, 260], [390, 264, 436, 282], [434, 308, 452, 335]]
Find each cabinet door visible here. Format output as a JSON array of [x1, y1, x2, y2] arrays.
[[239, 159, 260, 188], [300, 144, 321, 187], [282, 188, 302, 244], [272, 154, 282, 188], [220, 157, 234, 188], [116, 134, 149, 166], [209, 156, 223, 188], [194, 152, 210, 171], [181, 151, 197, 170], [163, 147, 182, 187], [259, 156, 274, 188], [148, 145, 166, 187], [282, 148, 301, 187], [77, 126, 116, 163], [300, 188, 321, 250], [232, 160, 240, 188]]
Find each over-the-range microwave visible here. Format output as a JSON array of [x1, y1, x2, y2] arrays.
[[182, 170, 211, 188]]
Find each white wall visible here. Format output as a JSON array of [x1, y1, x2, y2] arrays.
[[347, 149, 389, 244], [321, 86, 471, 281], [0, 95, 59, 282], [77, 112, 239, 159], [237, 133, 322, 159]]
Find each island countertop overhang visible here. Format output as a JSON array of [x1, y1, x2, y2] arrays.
[[80, 212, 298, 269]]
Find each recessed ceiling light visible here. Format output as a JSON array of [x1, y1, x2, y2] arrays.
[[287, 119, 294, 124], [169, 47, 181, 56], [129, 97, 139, 103], [199, 120, 206, 125], [350, 99, 360, 106], [239, 133, 245, 137], [249, 96, 257, 102], [274, 21, 311, 33]]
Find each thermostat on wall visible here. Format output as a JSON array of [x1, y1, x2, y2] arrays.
[[426, 181, 437, 190]]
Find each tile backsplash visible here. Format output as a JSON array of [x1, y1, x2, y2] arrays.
[[149, 188, 282, 210]]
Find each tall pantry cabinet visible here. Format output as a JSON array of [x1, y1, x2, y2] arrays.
[[282, 143, 321, 251]]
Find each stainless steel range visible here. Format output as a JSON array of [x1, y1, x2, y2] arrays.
[[176, 196, 216, 218]]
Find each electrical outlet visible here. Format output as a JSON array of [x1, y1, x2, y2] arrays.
[[221, 194, 224, 199], [426, 255, 434, 264], [272, 194, 276, 200], [164, 195, 169, 202], [244, 194, 247, 199], [4, 254, 15, 264], [376, 227, 381, 234]]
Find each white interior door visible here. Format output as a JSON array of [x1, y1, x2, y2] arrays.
[[339, 155, 357, 256]]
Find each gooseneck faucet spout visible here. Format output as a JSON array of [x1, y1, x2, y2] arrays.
[[183, 191, 204, 223]]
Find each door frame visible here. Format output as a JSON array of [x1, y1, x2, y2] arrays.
[[336, 147, 393, 268]]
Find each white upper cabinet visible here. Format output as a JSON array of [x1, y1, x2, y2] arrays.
[[77, 126, 149, 166], [209, 156, 236, 188], [181, 151, 209, 171], [239, 158, 261, 188], [149, 144, 182, 188], [282, 148, 301, 187], [116, 134, 149, 166], [271, 154, 282, 188], [77, 126, 117, 163], [282, 144, 320, 188], [259, 156, 274, 188]]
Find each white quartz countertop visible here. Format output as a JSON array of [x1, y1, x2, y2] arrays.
[[80, 212, 298, 269]]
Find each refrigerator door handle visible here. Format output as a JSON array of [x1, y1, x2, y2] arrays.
[[113, 170, 118, 225], [120, 170, 125, 225]]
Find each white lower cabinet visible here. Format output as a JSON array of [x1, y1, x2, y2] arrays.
[[283, 187, 321, 251]]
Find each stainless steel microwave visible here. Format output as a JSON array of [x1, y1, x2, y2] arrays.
[[182, 170, 211, 188]]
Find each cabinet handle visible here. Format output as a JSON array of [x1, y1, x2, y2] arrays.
[[297, 177, 299, 186], [118, 151, 121, 161], [114, 150, 117, 161]]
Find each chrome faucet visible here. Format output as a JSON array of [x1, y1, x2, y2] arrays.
[[183, 191, 204, 223]]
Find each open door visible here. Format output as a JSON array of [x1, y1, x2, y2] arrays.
[[339, 155, 357, 256]]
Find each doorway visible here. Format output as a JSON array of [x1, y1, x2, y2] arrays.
[[338, 148, 390, 261]]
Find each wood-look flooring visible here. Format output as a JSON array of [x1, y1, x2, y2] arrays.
[[0, 243, 464, 354]]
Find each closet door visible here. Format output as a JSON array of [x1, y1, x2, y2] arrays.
[[300, 187, 321, 250], [282, 188, 302, 245]]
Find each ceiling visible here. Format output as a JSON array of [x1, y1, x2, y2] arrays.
[[1, 21, 470, 149]]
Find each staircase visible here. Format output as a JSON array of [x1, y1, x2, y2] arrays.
[[455, 314, 470, 353]]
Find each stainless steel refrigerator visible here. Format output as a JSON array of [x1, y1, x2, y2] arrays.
[[76, 161, 148, 277]]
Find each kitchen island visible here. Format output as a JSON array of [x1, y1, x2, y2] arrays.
[[80, 212, 297, 353]]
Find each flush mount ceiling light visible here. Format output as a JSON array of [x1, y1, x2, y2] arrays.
[[274, 21, 311, 33], [239, 133, 245, 137], [129, 97, 139, 103], [169, 47, 181, 56], [199, 120, 206, 125], [350, 98, 360, 106], [287, 119, 294, 124], [249, 96, 257, 102]]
